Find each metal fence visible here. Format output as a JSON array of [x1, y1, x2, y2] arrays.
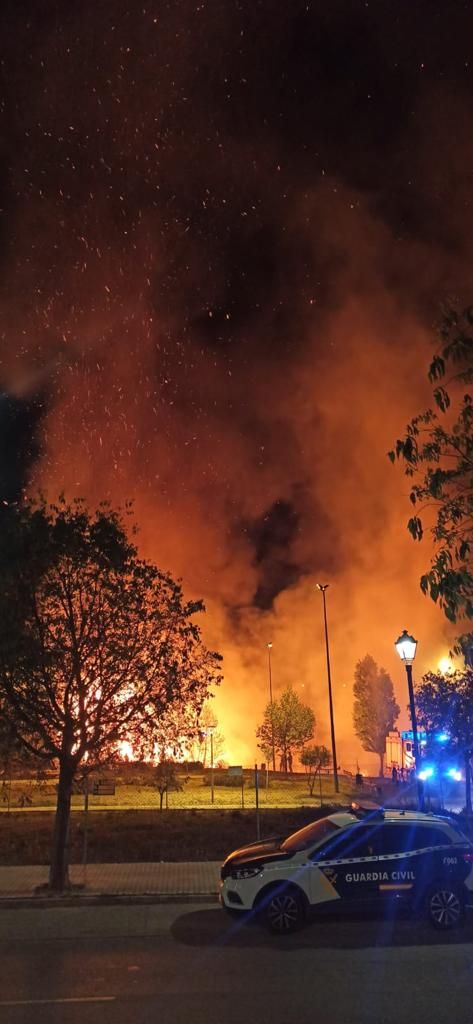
[[0, 765, 360, 813]]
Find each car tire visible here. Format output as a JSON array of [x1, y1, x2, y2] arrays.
[[425, 882, 464, 930], [260, 885, 306, 934]]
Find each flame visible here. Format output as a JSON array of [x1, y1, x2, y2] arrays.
[[118, 740, 134, 761]]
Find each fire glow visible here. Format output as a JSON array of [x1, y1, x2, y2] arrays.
[[2, 2, 464, 772]]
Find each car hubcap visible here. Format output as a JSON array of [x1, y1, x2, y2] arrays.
[[267, 892, 300, 932], [430, 890, 461, 927]]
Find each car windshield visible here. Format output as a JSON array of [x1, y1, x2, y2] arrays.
[[281, 818, 341, 853]]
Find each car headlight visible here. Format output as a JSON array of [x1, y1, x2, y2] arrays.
[[232, 866, 261, 880]]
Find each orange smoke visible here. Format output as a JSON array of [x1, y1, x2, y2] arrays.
[[3, 7, 473, 777]]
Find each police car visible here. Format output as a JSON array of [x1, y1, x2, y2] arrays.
[[220, 808, 473, 933]]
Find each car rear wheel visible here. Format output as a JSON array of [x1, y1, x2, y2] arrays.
[[261, 886, 305, 934], [426, 883, 464, 930]]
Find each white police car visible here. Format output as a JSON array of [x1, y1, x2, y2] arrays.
[[220, 808, 473, 933]]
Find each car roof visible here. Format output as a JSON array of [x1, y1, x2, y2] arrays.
[[327, 809, 458, 829], [383, 810, 455, 826]]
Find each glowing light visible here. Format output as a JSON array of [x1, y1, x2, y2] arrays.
[[447, 768, 462, 782], [438, 657, 453, 674], [119, 740, 134, 761], [435, 732, 449, 743], [394, 630, 417, 664], [418, 765, 435, 781]]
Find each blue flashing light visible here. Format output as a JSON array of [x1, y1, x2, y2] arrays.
[[435, 732, 450, 743], [446, 768, 462, 782], [418, 765, 435, 781]]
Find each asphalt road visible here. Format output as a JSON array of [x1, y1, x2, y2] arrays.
[[1, 903, 473, 1024]]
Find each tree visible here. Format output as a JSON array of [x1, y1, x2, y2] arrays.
[[0, 497, 222, 890], [256, 688, 315, 771], [353, 655, 400, 776], [191, 702, 226, 767], [154, 759, 187, 810], [300, 744, 331, 796], [415, 668, 473, 813], [389, 305, 473, 652]]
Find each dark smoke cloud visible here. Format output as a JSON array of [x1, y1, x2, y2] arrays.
[[0, 391, 45, 501], [1, 1, 473, 765]]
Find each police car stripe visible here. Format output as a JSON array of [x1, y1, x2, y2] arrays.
[[316, 845, 452, 867]]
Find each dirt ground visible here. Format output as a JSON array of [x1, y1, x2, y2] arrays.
[[0, 805, 341, 864]]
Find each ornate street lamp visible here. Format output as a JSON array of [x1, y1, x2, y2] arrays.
[[394, 629, 424, 810]]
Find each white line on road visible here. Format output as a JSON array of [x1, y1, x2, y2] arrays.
[[0, 996, 116, 1006]]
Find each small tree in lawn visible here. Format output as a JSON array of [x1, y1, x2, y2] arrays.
[[0, 497, 222, 891], [256, 687, 315, 772], [300, 744, 331, 797], [415, 668, 473, 813], [353, 655, 400, 777], [154, 759, 186, 810]]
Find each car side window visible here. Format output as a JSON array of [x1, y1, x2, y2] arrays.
[[311, 826, 379, 862], [412, 826, 451, 848], [376, 825, 412, 855], [377, 824, 451, 856]]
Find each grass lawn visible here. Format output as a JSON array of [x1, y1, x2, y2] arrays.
[[1, 771, 356, 811]]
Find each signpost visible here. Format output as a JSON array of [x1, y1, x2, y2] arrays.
[[254, 763, 260, 840]]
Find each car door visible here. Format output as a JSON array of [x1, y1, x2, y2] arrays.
[[375, 823, 453, 907], [308, 824, 383, 910]]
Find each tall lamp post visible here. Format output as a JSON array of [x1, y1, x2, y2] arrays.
[[316, 584, 339, 794], [267, 642, 276, 772], [394, 629, 424, 811], [208, 726, 215, 805]]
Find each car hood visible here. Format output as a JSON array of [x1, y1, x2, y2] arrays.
[[221, 838, 292, 877]]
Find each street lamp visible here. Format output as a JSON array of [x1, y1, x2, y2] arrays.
[[207, 726, 215, 805], [267, 642, 276, 772], [316, 584, 339, 793], [394, 629, 424, 810]]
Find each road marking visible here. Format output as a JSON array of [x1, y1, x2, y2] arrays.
[[0, 996, 115, 1006]]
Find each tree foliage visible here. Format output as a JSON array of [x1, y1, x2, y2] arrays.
[[256, 687, 315, 770], [300, 744, 331, 796], [389, 306, 473, 650], [352, 655, 400, 775], [0, 497, 222, 888], [190, 701, 226, 767], [415, 668, 473, 812]]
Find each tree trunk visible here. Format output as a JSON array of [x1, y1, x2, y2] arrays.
[[465, 750, 472, 816], [49, 758, 74, 891], [379, 751, 384, 778]]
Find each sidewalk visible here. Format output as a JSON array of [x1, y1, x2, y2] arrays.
[[0, 861, 221, 903]]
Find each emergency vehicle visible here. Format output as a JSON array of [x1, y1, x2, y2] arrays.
[[384, 729, 427, 774], [220, 807, 473, 933]]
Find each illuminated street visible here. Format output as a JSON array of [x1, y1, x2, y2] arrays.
[[1, 904, 473, 1023]]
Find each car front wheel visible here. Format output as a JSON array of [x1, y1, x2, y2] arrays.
[[262, 886, 305, 934], [426, 884, 464, 930]]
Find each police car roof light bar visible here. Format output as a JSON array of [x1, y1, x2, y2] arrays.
[[350, 801, 385, 820]]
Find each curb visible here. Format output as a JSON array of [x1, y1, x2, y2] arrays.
[[0, 891, 219, 910]]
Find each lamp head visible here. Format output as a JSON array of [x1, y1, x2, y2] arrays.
[[394, 629, 418, 666], [316, 583, 329, 592]]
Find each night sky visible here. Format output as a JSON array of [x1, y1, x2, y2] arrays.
[[2, 0, 473, 764]]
